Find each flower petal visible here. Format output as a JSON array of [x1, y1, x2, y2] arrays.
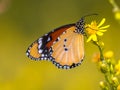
[[99, 30, 107, 32], [97, 18, 106, 28], [87, 35, 93, 42], [97, 31, 103, 36], [99, 25, 110, 29], [92, 34, 97, 41]]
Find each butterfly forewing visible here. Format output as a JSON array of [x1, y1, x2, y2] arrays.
[[26, 24, 75, 60]]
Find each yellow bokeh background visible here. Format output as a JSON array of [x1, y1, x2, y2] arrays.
[[0, 0, 120, 90]]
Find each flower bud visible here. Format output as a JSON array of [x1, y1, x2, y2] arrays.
[[99, 61, 109, 73], [111, 77, 119, 86], [99, 81, 108, 90]]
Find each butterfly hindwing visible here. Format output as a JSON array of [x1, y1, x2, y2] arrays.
[[26, 41, 41, 60], [50, 26, 84, 69]]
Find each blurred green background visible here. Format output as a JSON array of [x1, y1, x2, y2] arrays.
[[0, 0, 120, 90]]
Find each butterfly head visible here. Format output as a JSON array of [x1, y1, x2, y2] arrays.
[[75, 18, 85, 34], [75, 13, 98, 34]]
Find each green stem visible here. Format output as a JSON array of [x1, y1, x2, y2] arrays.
[[84, 34, 104, 60], [92, 41, 104, 61], [97, 44, 104, 61], [92, 40, 115, 90], [105, 74, 115, 90]]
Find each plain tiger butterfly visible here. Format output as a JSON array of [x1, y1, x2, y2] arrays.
[[26, 14, 97, 69]]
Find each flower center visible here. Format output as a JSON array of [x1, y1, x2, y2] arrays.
[[86, 21, 98, 35]]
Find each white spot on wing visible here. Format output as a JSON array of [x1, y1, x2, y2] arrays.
[[45, 34, 48, 36], [41, 58, 43, 60], [38, 43, 42, 49], [44, 57, 47, 60], [38, 38, 42, 43], [28, 50, 30, 53], [38, 49, 43, 53], [41, 54, 44, 57], [47, 37, 51, 42], [58, 37, 60, 41], [63, 31, 66, 34], [26, 52, 29, 56]]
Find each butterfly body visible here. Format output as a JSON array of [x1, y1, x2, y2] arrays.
[[26, 17, 85, 69]]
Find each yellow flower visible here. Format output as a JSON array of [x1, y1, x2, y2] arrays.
[[104, 50, 114, 59], [117, 84, 120, 90], [114, 10, 120, 20], [115, 60, 120, 75], [85, 18, 110, 42]]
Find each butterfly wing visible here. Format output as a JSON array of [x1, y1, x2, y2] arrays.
[[26, 24, 75, 60], [50, 26, 84, 69]]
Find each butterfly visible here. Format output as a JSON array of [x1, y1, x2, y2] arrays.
[[26, 16, 86, 69]]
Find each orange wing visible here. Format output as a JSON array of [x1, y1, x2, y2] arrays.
[[26, 16, 85, 69], [26, 41, 41, 60], [26, 24, 75, 60], [50, 26, 84, 69]]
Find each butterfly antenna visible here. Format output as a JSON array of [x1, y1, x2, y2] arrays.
[[82, 13, 98, 18]]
